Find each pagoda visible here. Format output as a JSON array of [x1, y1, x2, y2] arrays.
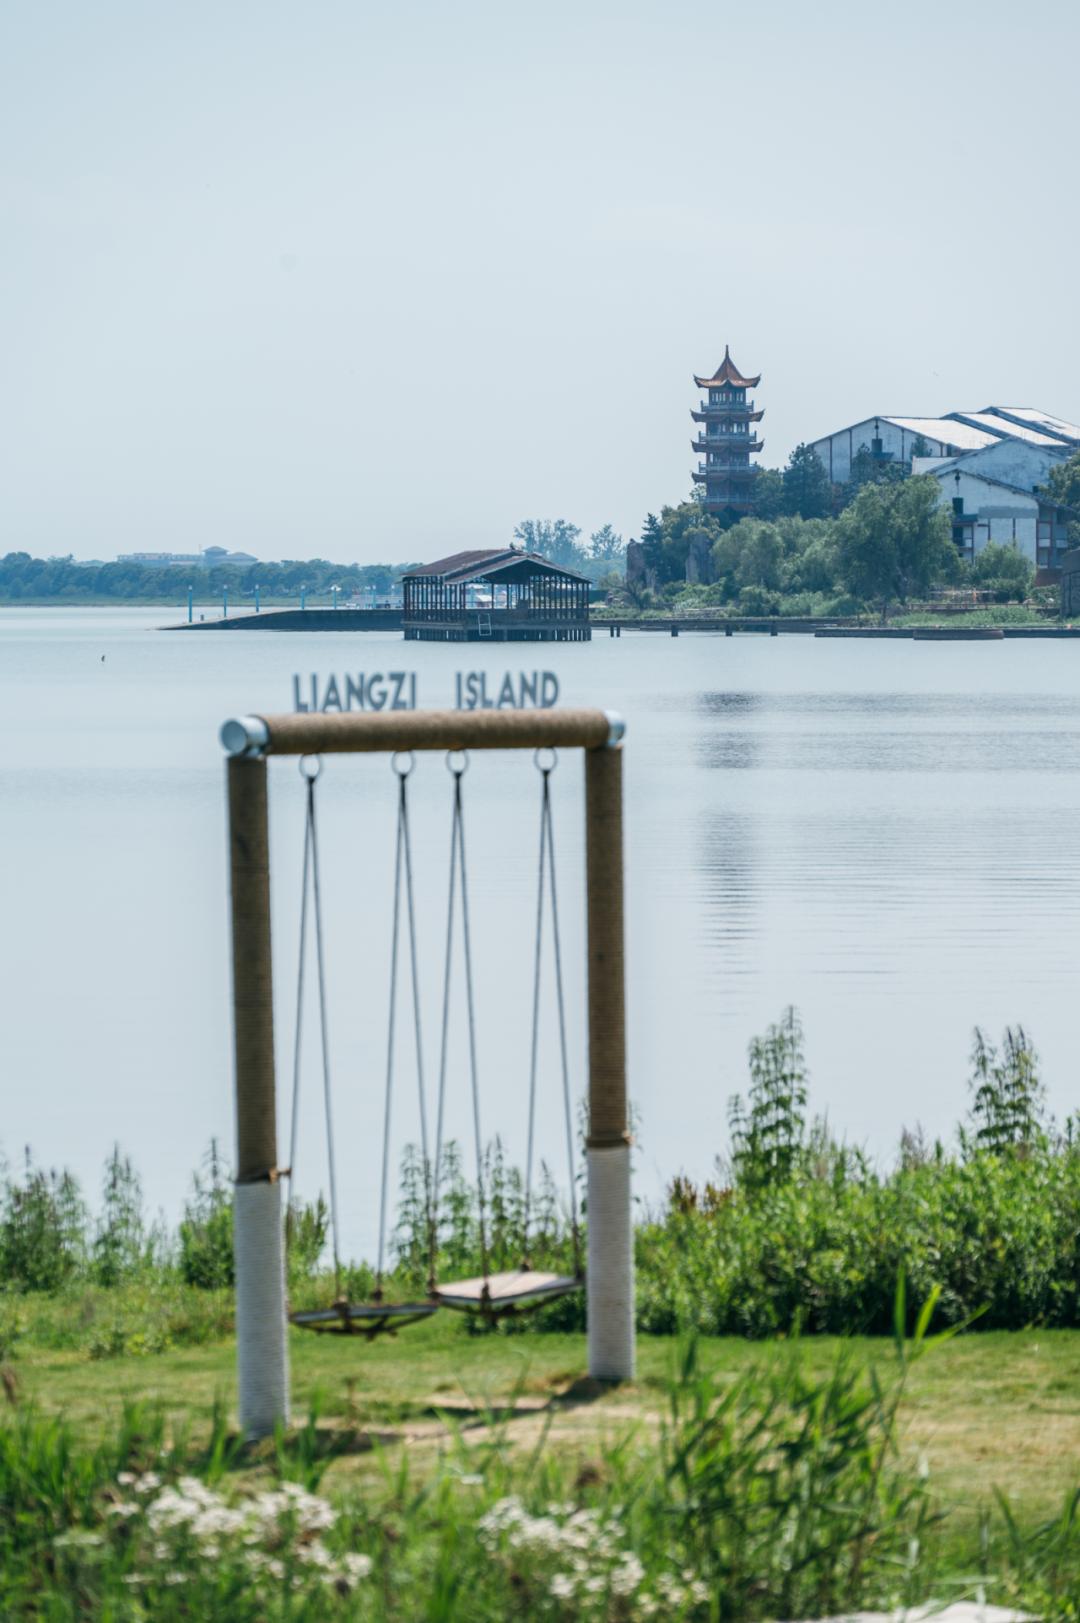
[[691, 346, 764, 520]]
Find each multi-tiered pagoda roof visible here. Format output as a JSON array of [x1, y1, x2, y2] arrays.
[[690, 345, 764, 520]]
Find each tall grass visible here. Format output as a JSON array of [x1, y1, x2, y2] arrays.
[[6, 1014, 1080, 1351], [7, 1295, 1068, 1621]]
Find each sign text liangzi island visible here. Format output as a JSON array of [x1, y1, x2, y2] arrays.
[[292, 670, 560, 713]]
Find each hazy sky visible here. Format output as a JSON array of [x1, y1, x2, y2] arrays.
[[3, 1, 1077, 564]]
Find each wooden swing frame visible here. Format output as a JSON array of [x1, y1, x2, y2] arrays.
[[223, 706, 632, 1438]]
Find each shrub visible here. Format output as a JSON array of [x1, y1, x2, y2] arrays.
[[178, 1142, 233, 1290], [0, 1151, 86, 1291], [728, 1007, 807, 1194], [965, 1025, 1045, 1156], [93, 1144, 151, 1286]]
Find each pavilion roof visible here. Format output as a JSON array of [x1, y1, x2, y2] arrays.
[[403, 548, 590, 584], [694, 344, 761, 390]]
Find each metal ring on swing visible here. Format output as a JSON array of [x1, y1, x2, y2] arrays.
[[533, 746, 558, 775], [391, 750, 415, 778], [298, 754, 323, 782], [445, 748, 469, 776]]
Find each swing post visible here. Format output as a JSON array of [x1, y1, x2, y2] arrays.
[[584, 743, 634, 1383], [227, 755, 290, 1439]]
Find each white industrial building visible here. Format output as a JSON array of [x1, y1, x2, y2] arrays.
[[911, 437, 1071, 570], [808, 406, 1080, 572]]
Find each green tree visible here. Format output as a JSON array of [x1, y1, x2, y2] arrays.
[[965, 1027, 1045, 1157], [588, 524, 625, 562], [92, 1145, 147, 1286], [0, 1150, 87, 1291], [728, 1008, 808, 1194], [1039, 450, 1080, 548], [638, 513, 665, 581], [512, 519, 585, 570], [781, 443, 833, 519], [836, 476, 956, 619], [713, 518, 784, 593], [178, 1141, 233, 1289], [752, 466, 785, 520], [779, 517, 841, 595], [639, 502, 725, 585], [839, 443, 911, 510], [970, 542, 1034, 602]]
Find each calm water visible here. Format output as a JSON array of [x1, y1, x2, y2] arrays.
[[2, 607, 1079, 1254]]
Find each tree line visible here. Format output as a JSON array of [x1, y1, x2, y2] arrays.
[[629, 479, 1035, 620], [620, 439, 1080, 619], [0, 521, 627, 602]]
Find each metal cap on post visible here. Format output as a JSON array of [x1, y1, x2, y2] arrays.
[[227, 753, 289, 1437]]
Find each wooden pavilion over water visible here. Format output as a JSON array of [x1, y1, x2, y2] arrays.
[[402, 548, 591, 642]]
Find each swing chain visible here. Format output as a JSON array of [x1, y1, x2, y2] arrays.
[[376, 750, 431, 1303], [522, 748, 582, 1280], [286, 755, 344, 1304], [431, 750, 492, 1293]]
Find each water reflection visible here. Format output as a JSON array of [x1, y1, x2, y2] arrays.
[[4, 615, 1080, 1245]]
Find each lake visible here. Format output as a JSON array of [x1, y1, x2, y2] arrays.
[[2, 606, 1078, 1256]]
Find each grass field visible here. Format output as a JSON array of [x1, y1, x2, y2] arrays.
[[14, 1318, 1080, 1523], [10, 1317, 1080, 1616]]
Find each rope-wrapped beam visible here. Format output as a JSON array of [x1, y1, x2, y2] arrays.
[[221, 708, 624, 758]]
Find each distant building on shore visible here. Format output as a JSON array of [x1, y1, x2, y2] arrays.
[[117, 545, 258, 570], [808, 406, 1080, 575], [402, 547, 591, 642], [807, 406, 1080, 487], [690, 347, 764, 523], [912, 437, 1072, 575]]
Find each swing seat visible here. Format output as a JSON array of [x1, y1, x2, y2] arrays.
[[290, 1301, 438, 1338], [436, 1269, 582, 1315]]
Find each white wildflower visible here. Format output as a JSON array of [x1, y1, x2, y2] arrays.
[[106, 1502, 139, 1519], [296, 1540, 334, 1569], [295, 1497, 336, 1534], [53, 1530, 105, 1550], [550, 1573, 577, 1599], [340, 1552, 373, 1584], [611, 1554, 645, 1595], [117, 1471, 136, 1487]]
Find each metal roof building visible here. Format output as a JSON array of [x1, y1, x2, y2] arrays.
[[809, 405, 1080, 486]]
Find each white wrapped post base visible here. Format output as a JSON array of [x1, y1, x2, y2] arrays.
[[234, 1180, 290, 1438], [586, 1143, 634, 1381]]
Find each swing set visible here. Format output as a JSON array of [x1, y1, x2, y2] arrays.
[[221, 707, 632, 1440], [286, 742, 582, 1334]]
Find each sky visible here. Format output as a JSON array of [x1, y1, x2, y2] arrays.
[[2, 0, 1078, 565]]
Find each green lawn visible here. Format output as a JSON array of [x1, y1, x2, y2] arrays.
[[13, 1318, 1080, 1522]]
